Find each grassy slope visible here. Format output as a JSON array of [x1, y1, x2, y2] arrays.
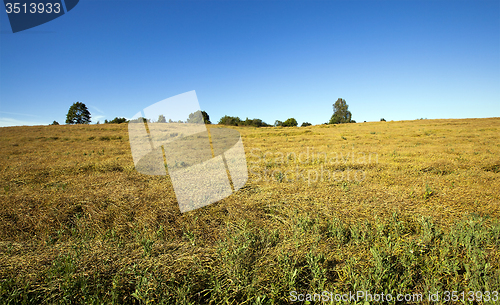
[[0, 118, 499, 304]]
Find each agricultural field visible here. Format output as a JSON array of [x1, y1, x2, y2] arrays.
[[1, 117, 499, 304]]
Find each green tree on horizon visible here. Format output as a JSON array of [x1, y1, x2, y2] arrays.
[[329, 98, 354, 124], [282, 118, 298, 127], [66, 102, 91, 124], [187, 110, 205, 124], [201, 111, 211, 124], [129, 117, 150, 123], [157, 114, 166, 123], [106, 117, 128, 124], [218, 115, 241, 126]]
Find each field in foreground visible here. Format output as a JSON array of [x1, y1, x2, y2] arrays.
[[1, 118, 499, 304]]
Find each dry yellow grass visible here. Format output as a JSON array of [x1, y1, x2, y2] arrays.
[[0, 118, 499, 304]]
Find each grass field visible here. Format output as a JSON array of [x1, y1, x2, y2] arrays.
[[1, 118, 499, 304]]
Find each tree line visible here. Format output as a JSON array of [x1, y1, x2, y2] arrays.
[[56, 98, 357, 127]]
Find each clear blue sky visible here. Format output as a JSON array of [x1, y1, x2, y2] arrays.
[[1, 0, 499, 127]]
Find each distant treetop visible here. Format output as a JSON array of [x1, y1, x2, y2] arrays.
[[218, 115, 270, 127], [106, 117, 128, 124], [186, 110, 211, 124], [66, 102, 91, 124], [329, 98, 355, 124], [282, 118, 298, 127]]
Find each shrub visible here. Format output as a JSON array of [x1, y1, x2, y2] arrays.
[[157, 115, 166, 123], [240, 118, 270, 127], [129, 117, 150, 124], [282, 118, 298, 127], [106, 117, 128, 124], [380, 118, 386, 122], [301, 122, 312, 127], [218, 116, 270, 127], [218, 115, 241, 126]]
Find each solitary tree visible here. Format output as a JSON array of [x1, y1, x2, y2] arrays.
[[282, 118, 298, 127], [50, 120, 59, 125], [66, 102, 91, 124], [329, 98, 353, 124], [218, 115, 241, 126], [187, 110, 205, 124], [201, 111, 211, 124], [157, 114, 166, 123], [301, 122, 312, 127], [274, 120, 283, 127]]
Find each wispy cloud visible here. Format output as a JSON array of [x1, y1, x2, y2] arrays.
[[93, 115, 105, 123], [0, 111, 41, 118], [0, 117, 48, 127], [88, 105, 104, 114]]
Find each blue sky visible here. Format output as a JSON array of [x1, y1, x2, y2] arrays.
[[1, 0, 499, 127]]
